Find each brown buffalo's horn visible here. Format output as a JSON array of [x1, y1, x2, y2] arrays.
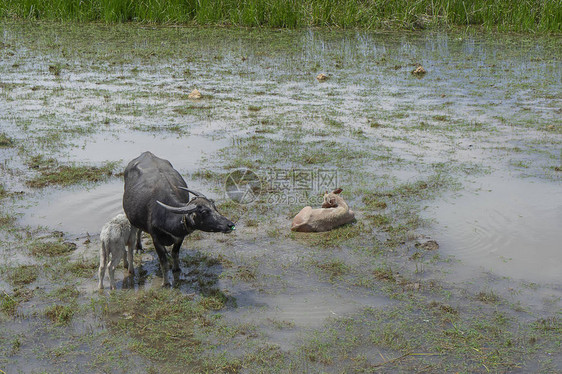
[[157, 200, 197, 214], [177, 186, 207, 198]]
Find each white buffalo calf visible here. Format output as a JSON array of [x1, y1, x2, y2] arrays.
[[99, 213, 139, 289], [291, 188, 355, 232]]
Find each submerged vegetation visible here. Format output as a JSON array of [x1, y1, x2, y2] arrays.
[[0, 0, 560, 32]]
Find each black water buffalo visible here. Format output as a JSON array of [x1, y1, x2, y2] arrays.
[[123, 151, 235, 286]]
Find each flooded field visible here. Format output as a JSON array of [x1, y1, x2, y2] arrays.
[[0, 22, 561, 372]]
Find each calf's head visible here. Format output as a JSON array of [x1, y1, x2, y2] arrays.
[[322, 188, 343, 208], [157, 189, 235, 233]]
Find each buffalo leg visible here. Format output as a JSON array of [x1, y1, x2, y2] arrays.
[[152, 239, 170, 286], [126, 231, 137, 274], [135, 230, 143, 253], [123, 252, 129, 270], [171, 239, 184, 273]]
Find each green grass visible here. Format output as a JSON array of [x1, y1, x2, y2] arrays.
[[29, 240, 76, 257], [1, 291, 20, 315], [64, 259, 99, 278], [49, 285, 80, 302], [25, 155, 117, 188], [0, 288, 34, 316], [1, 0, 560, 32], [314, 259, 349, 279], [296, 300, 560, 372], [99, 288, 239, 372], [2, 265, 38, 286], [44, 303, 75, 325], [373, 265, 396, 282], [476, 290, 501, 304], [0, 132, 14, 147], [225, 135, 368, 169], [0, 212, 16, 228], [290, 221, 364, 248], [0, 183, 8, 199]]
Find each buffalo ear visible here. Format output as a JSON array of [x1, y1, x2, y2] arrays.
[[333, 188, 343, 194]]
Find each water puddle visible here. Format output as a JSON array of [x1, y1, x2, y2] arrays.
[[64, 131, 229, 171], [256, 290, 389, 328], [20, 181, 124, 236], [427, 175, 562, 284], [222, 272, 392, 349]]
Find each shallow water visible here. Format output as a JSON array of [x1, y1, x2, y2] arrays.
[[18, 131, 229, 236], [1, 23, 561, 372], [1, 24, 559, 280], [427, 175, 562, 284], [63, 132, 229, 169]]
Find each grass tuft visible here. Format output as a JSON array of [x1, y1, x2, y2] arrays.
[[64, 259, 99, 278], [373, 265, 395, 282], [291, 222, 363, 248], [0, 212, 16, 228], [2, 265, 38, 286], [0, 132, 14, 147], [0, 183, 8, 199], [315, 259, 349, 279], [0, 288, 33, 316], [476, 290, 501, 304], [44, 304, 75, 325], [29, 240, 76, 257], [0, 291, 20, 315], [25, 155, 117, 188]]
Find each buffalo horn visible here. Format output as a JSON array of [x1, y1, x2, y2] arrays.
[[156, 200, 197, 214], [177, 186, 207, 199]]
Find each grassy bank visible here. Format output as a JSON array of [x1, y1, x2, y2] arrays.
[[1, 0, 560, 32]]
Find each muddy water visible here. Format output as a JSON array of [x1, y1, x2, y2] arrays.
[[427, 175, 562, 284]]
